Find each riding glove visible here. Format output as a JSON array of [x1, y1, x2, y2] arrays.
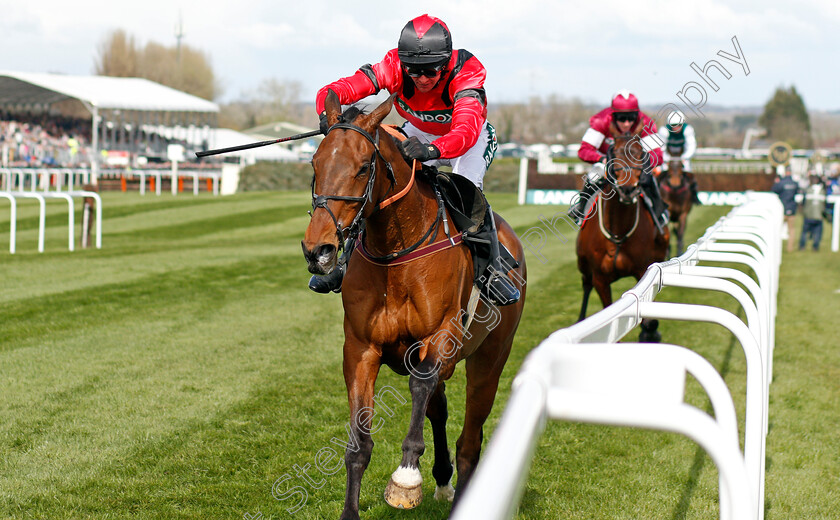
[[399, 137, 441, 162]]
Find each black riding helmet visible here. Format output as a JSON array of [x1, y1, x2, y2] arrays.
[[398, 14, 452, 68]]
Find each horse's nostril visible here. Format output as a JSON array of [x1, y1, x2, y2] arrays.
[[315, 244, 337, 261]]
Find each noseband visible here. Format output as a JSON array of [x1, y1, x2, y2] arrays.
[[309, 122, 395, 253]]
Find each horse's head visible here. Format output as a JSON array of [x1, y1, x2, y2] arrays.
[[606, 122, 647, 204], [666, 159, 684, 188], [301, 90, 398, 275]]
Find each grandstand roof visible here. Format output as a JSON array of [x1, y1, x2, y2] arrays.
[[0, 71, 219, 113]]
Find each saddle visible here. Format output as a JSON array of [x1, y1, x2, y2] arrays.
[[381, 124, 519, 285], [434, 171, 520, 273]]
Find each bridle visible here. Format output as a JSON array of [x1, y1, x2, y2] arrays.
[[309, 122, 395, 254], [309, 121, 447, 262], [605, 140, 645, 204]]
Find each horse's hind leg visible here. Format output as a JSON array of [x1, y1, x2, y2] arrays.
[[426, 382, 455, 501], [453, 334, 514, 504], [383, 359, 440, 510]]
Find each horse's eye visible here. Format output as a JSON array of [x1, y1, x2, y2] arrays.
[[357, 164, 369, 178]]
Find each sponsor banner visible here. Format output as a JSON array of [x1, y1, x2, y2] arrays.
[[525, 189, 747, 206], [526, 190, 577, 205]]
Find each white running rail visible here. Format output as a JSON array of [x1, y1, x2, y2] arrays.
[[453, 191, 782, 520]]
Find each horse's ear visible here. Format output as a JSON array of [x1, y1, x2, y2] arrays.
[[358, 93, 396, 133], [324, 89, 341, 127]]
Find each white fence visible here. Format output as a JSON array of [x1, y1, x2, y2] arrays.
[[453, 192, 782, 520], [0, 166, 222, 253], [0, 167, 221, 197], [1, 168, 102, 253]]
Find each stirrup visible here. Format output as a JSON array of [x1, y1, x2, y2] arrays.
[[308, 264, 345, 294], [484, 272, 521, 306]]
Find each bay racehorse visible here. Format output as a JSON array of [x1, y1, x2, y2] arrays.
[[659, 157, 695, 256], [301, 91, 526, 520], [575, 123, 669, 341]]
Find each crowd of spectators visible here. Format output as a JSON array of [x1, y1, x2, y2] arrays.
[[0, 111, 94, 168]]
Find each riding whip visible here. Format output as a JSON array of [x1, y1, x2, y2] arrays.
[[195, 130, 322, 158]]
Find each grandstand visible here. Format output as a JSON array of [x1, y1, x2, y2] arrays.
[[0, 71, 219, 173]]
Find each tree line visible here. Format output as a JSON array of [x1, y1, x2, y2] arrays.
[[94, 30, 817, 149]]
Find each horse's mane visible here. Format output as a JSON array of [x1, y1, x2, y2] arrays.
[[338, 105, 367, 124]]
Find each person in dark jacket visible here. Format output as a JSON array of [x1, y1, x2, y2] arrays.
[[771, 168, 800, 252], [799, 174, 828, 251]]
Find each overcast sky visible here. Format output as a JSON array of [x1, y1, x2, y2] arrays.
[[3, 0, 839, 113]]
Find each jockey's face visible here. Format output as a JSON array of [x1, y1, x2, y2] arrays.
[[410, 70, 442, 93], [617, 119, 634, 133], [613, 111, 638, 134], [669, 123, 684, 133]]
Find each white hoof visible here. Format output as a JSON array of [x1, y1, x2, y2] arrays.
[[390, 466, 422, 487]]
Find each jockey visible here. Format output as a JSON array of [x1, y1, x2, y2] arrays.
[[569, 90, 669, 231], [308, 14, 520, 306], [657, 110, 702, 204]]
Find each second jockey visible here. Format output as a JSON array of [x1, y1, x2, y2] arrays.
[[569, 90, 669, 232], [657, 109, 702, 205]]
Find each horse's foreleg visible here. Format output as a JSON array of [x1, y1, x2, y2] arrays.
[[578, 273, 593, 322], [677, 213, 688, 256], [383, 358, 439, 509], [339, 348, 381, 520], [639, 318, 662, 343], [669, 223, 676, 258], [592, 275, 613, 312], [426, 382, 455, 502]]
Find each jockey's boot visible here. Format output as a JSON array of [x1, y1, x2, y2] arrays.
[[308, 239, 355, 294], [479, 202, 521, 307], [567, 178, 600, 226], [640, 170, 670, 233]]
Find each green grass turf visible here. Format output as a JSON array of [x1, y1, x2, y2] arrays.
[[0, 191, 838, 519]]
